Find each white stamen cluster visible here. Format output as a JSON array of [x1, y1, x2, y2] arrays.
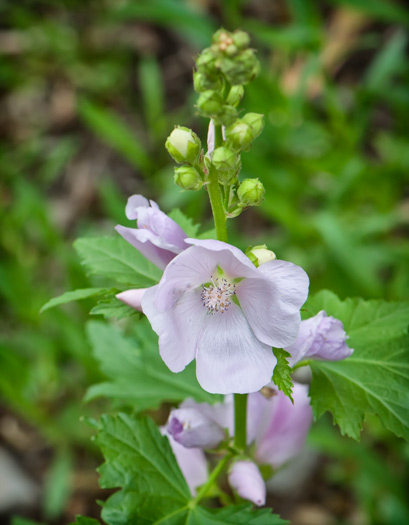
[[201, 276, 236, 314]]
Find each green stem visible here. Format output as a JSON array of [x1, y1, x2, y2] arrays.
[[292, 359, 312, 371], [233, 393, 247, 451], [192, 452, 234, 505], [207, 120, 228, 242]]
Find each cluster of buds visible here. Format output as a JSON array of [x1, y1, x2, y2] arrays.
[[165, 28, 266, 214]]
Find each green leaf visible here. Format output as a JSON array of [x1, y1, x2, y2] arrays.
[[306, 290, 409, 440], [85, 320, 220, 410], [78, 100, 153, 172], [96, 414, 286, 525], [168, 208, 200, 237], [97, 414, 191, 524], [90, 295, 139, 320], [74, 236, 162, 287], [69, 517, 100, 524], [40, 288, 108, 313], [272, 348, 294, 402], [43, 448, 73, 519], [188, 505, 289, 524]]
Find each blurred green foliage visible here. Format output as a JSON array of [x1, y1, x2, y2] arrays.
[[1, 0, 408, 523]]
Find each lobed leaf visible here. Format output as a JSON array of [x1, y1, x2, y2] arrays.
[[272, 348, 293, 402], [306, 290, 409, 440]]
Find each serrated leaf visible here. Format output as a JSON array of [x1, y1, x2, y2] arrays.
[[272, 348, 293, 402], [96, 414, 286, 525], [306, 290, 409, 440], [96, 414, 191, 524], [74, 236, 162, 287], [40, 288, 108, 313], [90, 295, 139, 320], [85, 320, 220, 410], [168, 208, 200, 237]]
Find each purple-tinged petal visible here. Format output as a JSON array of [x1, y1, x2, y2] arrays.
[[195, 304, 276, 394], [115, 225, 176, 270], [125, 194, 149, 220], [238, 260, 309, 348], [137, 207, 187, 251], [116, 288, 148, 311], [255, 383, 312, 469], [141, 286, 205, 373], [228, 460, 266, 506], [286, 311, 353, 367], [167, 408, 226, 449], [181, 397, 234, 437], [162, 430, 208, 496]]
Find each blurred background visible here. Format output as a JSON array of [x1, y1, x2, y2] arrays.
[[1, 0, 409, 523]]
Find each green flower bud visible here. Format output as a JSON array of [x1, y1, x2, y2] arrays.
[[174, 166, 203, 191], [246, 245, 276, 267], [232, 30, 250, 50], [196, 48, 217, 75], [225, 121, 254, 151], [193, 71, 222, 93], [226, 85, 244, 107], [225, 43, 238, 57], [237, 178, 265, 207], [216, 104, 238, 127], [241, 112, 264, 138], [212, 146, 238, 172], [220, 50, 259, 85], [165, 126, 201, 164], [197, 90, 224, 117]]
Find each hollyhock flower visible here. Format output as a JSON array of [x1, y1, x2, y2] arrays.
[[286, 311, 353, 367], [115, 195, 187, 270], [141, 238, 309, 394], [228, 460, 266, 506]]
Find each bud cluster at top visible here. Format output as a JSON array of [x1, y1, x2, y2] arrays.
[[165, 28, 266, 216]]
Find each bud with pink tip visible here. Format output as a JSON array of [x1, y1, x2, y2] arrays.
[[228, 460, 266, 506]]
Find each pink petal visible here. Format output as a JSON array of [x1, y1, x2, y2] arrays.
[[141, 286, 205, 373], [125, 194, 149, 220], [238, 260, 309, 348], [116, 288, 148, 311], [195, 304, 276, 394]]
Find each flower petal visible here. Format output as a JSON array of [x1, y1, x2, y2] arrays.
[[255, 383, 312, 468], [125, 194, 150, 220], [141, 286, 205, 373], [115, 225, 176, 270], [116, 288, 148, 311], [137, 207, 187, 251], [167, 408, 226, 449], [195, 304, 276, 394], [238, 260, 309, 348]]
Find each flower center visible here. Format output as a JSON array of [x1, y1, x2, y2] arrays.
[[201, 276, 236, 314]]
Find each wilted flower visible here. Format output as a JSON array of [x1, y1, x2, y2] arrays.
[[142, 238, 309, 394], [286, 310, 353, 367], [115, 195, 187, 270]]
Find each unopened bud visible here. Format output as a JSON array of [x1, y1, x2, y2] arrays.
[[167, 408, 226, 449], [232, 30, 251, 50], [220, 49, 259, 85], [212, 146, 238, 172], [225, 121, 253, 151], [166, 126, 201, 164], [228, 460, 266, 507], [247, 245, 276, 267], [174, 166, 203, 191], [241, 112, 264, 138], [196, 48, 217, 76], [226, 85, 244, 107], [193, 71, 222, 93], [197, 90, 224, 117], [237, 178, 265, 207]]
